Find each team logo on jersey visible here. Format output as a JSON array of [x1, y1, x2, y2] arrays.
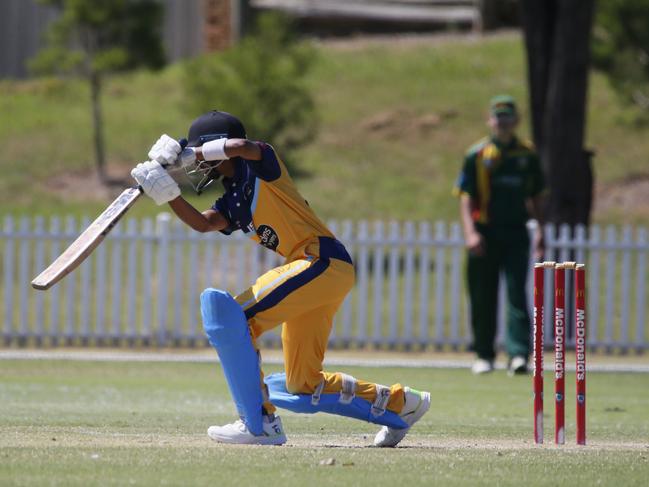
[[257, 225, 279, 251]]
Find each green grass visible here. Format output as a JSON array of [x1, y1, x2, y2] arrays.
[[1, 358, 648, 486], [1, 33, 649, 224]]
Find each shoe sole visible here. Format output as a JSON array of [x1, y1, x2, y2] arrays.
[[207, 430, 287, 446], [374, 390, 431, 447]]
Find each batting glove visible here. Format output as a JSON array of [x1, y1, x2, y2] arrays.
[[148, 134, 182, 167], [131, 160, 181, 206]]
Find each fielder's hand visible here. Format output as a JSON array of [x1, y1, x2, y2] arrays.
[[148, 134, 182, 167], [131, 161, 181, 205]]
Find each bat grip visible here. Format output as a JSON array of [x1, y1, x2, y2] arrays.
[[160, 138, 189, 168]]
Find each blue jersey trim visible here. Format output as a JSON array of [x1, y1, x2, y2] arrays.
[[244, 257, 330, 320], [250, 177, 261, 217], [247, 142, 281, 182]]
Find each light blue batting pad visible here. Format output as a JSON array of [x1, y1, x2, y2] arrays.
[[265, 373, 408, 429], [200, 288, 263, 436]]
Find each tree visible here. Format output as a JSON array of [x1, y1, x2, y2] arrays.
[[184, 13, 317, 173], [29, 0, 165, 184], [520, 0, 596, 226], [592, 0, 649, 113]]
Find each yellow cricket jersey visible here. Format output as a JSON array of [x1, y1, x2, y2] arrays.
[[212, 142, 348, 263]]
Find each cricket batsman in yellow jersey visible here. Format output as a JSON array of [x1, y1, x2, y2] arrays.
[[131, 110, 430, 446]]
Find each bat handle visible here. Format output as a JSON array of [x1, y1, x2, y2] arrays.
[[159, 138, 189, 169]]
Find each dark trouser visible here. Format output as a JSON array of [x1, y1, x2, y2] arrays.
[[467, 225, 531, 361]]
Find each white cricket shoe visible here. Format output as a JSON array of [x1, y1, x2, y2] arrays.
[[373, 387, 431, 447], [471, 358, 494, 375], [207, 414, 287, 445], [508, 355, 528, 376]]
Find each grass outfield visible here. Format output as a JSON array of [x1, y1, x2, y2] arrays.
[[1, 358, 648, 486]]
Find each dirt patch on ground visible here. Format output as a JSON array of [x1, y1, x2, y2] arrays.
[[594, 174, 649, 219], [3, 427, 647, 452], [360, 108, 458, 138]]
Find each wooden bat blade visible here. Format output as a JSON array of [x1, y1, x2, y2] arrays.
[[31, 187, 143, 291]]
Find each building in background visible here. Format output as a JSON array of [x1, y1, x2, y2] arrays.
[[0, 0, 245, 79], [0, 0, 515, 79]]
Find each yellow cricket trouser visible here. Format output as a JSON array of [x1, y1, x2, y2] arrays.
[[235, 254, 405, 415]]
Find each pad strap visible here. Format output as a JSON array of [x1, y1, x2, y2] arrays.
[[311, 380, 326, 406], [259, 352, 271, 406], [339, 373, 357, 405], [371, 385, 391, 417]]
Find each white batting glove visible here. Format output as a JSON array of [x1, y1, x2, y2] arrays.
[[131, 160, 181, 206], [148, 134, 182, 167]]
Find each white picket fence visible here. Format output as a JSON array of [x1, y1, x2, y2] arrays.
[[1, 214, 648, 352]]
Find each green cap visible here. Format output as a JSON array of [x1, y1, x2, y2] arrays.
[[490, 95, 517, 117]]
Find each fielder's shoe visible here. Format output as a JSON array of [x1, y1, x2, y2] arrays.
[[471, 358, 494, 375], [508, 355, 528, 376], [373, 387, 431, 447], [207, 414, 287, 445]]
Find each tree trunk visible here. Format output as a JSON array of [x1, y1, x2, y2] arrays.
[[90, 70, 107, 183], [521, 0, 595, 226], [520, 0, 555, 150]]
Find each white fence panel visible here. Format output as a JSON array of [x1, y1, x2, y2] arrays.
[[1, 215, 648, 352]]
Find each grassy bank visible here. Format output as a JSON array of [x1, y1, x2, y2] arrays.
[[1, 32, 647, 224]]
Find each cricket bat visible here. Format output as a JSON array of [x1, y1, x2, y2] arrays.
[[31, 139, 190, 291], [31, 187, 144, 290]]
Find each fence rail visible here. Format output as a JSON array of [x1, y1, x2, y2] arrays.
[[1, 214, 648, 352]]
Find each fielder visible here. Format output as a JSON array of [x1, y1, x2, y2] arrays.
[[131, 110, 430, 446]]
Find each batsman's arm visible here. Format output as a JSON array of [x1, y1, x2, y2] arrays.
[[193, 138, 262, 162], [167, 196, 229, 233]]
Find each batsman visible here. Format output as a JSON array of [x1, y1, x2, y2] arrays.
[[131, 110, 430, 446]]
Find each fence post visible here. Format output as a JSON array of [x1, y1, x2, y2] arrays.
[[3, 216, 15, 343], [188, 229, 200, 343], [434, 221, 447, 347], [34, 216, 45, 345], [49, 216, 61, 345], [18, 217, 30, 344], [449, 223, 462, 348], [156, 213, 171, 347], [64, 216, 77, 343], [636, 227, 647, 352], [355, 220, 369, 346], [110, 220, 123, 344], [79, 217, 91, 345], [403, 221, 415, 347], [620, 226, 632, 350], [604, 226, 617, 350], [372, 221, 385, 346], [95, 221, 107, 344], [126, 219, 138, 343], [587, 225, 601, 349], [387, 221, 400, 347], [417, 221, 431, 347]]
